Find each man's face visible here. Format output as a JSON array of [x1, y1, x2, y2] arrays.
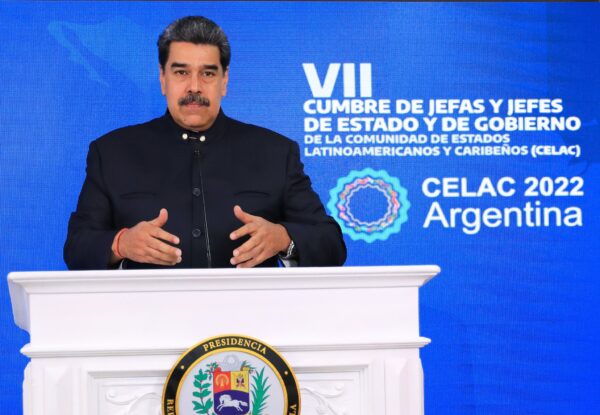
[[160, 42, 228, 131]]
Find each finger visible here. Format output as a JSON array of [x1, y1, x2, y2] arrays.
[[149, 208, 169, 227], [232, 235, 261, 258], [230, 222, 256, 241], [132, 247, 180, 266], [147, 236, 182, 259], [150, 226, 180, 245], [143, 254, 180, 266], [231, 244, 262, 266], [236, 254, 264, 268], [233, 205, 257, 224], [144, 254, 180, 266], [146, 246, 182, 265]]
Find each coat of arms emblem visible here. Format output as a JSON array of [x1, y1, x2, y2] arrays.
[[212, 367, 250, 414], [163, 335, 299, 415]]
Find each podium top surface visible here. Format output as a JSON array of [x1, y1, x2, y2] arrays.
[[8, 265, 440, 336], [8, 265, 439, 293]]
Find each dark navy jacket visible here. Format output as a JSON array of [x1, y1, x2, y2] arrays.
[[64, 110, 346, 269]]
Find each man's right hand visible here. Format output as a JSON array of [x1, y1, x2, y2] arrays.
[[111, 208, 182, 266]]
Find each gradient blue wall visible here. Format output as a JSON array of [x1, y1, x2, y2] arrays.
[[1, 2, 598, 413]]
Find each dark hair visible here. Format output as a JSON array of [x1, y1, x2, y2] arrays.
[[157, 16, 230, 71]]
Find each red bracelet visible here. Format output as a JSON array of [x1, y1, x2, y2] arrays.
[[113, 228, 128, 259]]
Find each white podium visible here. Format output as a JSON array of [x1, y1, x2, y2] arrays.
[[8, 266, 439, 415]]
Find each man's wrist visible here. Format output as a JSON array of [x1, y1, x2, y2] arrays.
[[111, 228, 128, 260], [280, 239, 297, 260]]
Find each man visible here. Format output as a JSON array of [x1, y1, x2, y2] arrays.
[[64, 16, 346, 269]]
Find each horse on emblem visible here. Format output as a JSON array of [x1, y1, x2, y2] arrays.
[[217, 394, 249, 412]]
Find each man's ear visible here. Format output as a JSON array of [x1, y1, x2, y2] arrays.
[[159, 65, 166, 96], [221, 67, 229, 97]]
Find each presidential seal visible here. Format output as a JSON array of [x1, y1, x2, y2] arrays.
[[163, 335, 300, 415]]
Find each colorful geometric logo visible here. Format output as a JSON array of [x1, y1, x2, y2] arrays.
[[327, 168, 410, 243]]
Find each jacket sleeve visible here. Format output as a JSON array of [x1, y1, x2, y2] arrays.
[[64, 141, 117, 270], [278, 141, 347, 266]]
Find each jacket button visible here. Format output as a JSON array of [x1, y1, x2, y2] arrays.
[[192, 228, 202, 238], [192, 187, 201, 197]]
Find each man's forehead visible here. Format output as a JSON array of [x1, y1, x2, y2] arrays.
[[166, 42, 222, 67]]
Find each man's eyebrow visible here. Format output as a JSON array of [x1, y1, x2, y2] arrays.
[[169, 63, 219, 71]]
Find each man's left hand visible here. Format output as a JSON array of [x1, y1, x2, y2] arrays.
[[230, 205, 291, 268]]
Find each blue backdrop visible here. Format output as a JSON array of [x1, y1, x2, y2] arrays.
[[1, 2, 598, 413]]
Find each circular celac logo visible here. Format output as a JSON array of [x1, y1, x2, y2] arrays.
[[163, 335, 300, 415], [327, 168, 410, 243]]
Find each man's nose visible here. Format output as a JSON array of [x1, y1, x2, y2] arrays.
[[188, 73, 202, 93]]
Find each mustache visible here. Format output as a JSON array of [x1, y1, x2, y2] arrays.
[[178, 93, 210, 107]]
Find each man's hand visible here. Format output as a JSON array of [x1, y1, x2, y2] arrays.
[[111, 208, 182, 266], [230, 205, 291, 268]]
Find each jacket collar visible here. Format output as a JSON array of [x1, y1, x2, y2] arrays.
[[162, 108, 227, 143]]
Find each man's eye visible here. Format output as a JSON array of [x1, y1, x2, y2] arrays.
[[203, 71, 216, 77], [175, 70, 188, 76]]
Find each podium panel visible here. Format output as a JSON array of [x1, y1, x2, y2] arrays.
[[9, 266, 439, 415]]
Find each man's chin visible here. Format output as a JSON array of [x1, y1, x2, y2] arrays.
[[176, 113, 216, 131]]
